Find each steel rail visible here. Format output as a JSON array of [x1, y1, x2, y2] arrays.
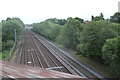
[[33, 32, 105, 79], [20, 32, 26, 65], [30, 35, 43, 68], [25, 31, 29, 65], [28, 32, 36, 67], [33, 34, 83, 76], [32, 33, 50, 68], [34, 50, 44, 68], [32, 34, 63, 72], [37, 36, 87, 77], [43, 36, 104, 79], [31, 32, 70, 72]]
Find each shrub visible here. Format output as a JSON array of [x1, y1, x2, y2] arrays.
[[2, 18, 24, 51], [32, 21, 62, 41], [79, 21, 117, 61], [61, 18, 82, 49], [5, 40, 14, 49], [102, 36, 120, 77]]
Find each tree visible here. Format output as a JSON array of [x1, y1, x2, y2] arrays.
[[2, 18, 24, 51], [102, 36, 120, 77], [45, 18, 67, 25], [79, 21, 116, 61], [100, 13, 104, 20], [91, 15, 94, 21], [32, 21, 62, 41], [92, 13, 104, 21], [6, 17, 11, 21], [110, 12, 120, 23], [74, 17, 84, 23], [62, 18, 82, 49]]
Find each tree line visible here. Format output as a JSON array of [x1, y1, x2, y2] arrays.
[[2, 18, 24, 53], [32, 12, 120, 77]]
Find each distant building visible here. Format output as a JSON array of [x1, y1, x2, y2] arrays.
[[25, 24, 33, 29], [83, 20, 89, 24]]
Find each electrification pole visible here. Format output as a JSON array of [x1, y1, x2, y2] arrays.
[[14, 29, 16, 43]]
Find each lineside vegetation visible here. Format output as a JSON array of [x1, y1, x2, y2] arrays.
[[1, 17, 25, 59], [32, 12, 120, 77]]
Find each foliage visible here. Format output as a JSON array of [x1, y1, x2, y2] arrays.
[[45, 18, 67, 25], [5, 40, 14, 50], [79, 21, 117, 61], [110, 12, 120, 23], [102, 36, 120, 77], [0, 50, 10, 60], [92, 13, 104, 21], [32, 21, 62, 41], [33, 17, 83, 50], [61, 18, 82, 49], [74, 17, 84, 23], [32, 13, 120, 77], [2, 17, 24, 51], [55, 26, 64, 44]]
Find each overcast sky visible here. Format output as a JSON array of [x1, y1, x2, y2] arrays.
[[0, 0, 119, 24]]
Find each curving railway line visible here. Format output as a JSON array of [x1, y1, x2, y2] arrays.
[[14, 29, 105, 80]]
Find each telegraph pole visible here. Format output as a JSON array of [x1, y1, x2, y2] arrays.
[[14, 29, 16, 44]]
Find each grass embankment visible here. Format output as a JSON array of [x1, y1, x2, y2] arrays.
[[51, 41, 115, 78]]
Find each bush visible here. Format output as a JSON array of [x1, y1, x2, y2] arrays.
[[60, 18, 82, 50], [102, 36, 120, 77], [32, 21, 62, 41], [2, 18, 24, 51], [2, 19, 24, 42], [78, 21, 117, 61], [32, 17, 120, 77], [5, 40, 14, 50]]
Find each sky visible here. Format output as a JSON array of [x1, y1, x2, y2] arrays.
[[0, 0, 120, 24]]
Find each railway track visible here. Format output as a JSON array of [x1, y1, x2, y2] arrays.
[[33, 32, 105, 79], [14, 30, 71, 73], [14, 29, 105, 80]]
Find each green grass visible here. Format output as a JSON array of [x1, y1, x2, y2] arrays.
[[0, 50, 10, 60], [75, 55, 115, 78], [51, 41, 115, 78]]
